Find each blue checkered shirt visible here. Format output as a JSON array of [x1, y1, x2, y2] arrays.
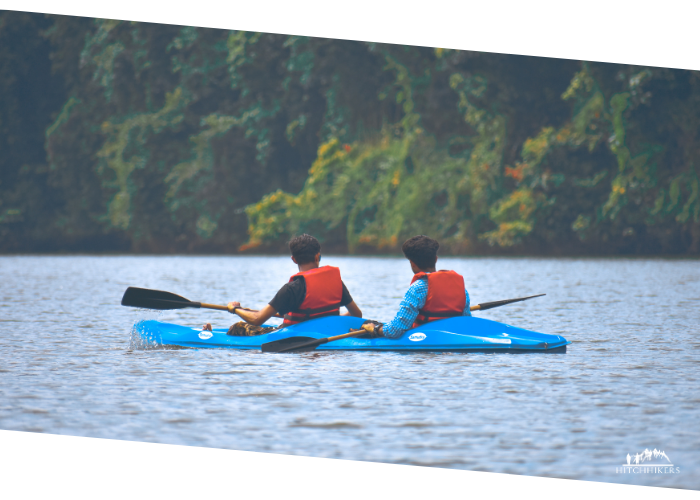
[[382, 277, 471, 338]]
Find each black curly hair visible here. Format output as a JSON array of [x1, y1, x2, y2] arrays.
[[289, 234, 321, 264], [401, 235, 439, 269]]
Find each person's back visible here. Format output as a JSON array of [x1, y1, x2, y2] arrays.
[[203, 234, 362, 333], [362, 235, 470, 338], [281, 261, 345, 325], [410, 269, 466, 327]]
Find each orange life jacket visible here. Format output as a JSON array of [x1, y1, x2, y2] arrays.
[[411, 270, 466, 328], [282, 265, 344, 325]]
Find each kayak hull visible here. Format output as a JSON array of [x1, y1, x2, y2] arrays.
[[134, 316, 570, 353]]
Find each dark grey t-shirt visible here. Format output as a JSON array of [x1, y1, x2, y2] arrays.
[[269, 276, 353, 315]]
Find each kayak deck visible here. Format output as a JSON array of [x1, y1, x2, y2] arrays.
[[134, 316, 570, 353]]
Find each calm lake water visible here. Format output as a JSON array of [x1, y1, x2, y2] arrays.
[[1, 255, 698, 489]]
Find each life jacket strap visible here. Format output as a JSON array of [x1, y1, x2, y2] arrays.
[[283, 302, 343, 323], [415, 309, 463, 324]]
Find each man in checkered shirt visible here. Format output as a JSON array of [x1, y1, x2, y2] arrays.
[[362, 235, 471, 338]]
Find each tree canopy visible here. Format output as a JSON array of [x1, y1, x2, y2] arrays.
[[1, 11, 698, 254]]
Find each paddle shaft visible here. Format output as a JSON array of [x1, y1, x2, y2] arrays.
[[470, 293, 545, 312], [144, 299, 286, 319], [148, 299, 283, 318], [291, 329, 368, 350], [199, 302, 228, 311], [264, 329, 368, 353], [323, 329, 367, 343]]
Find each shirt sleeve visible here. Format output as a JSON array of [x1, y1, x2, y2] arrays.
[[340, 281, 353, 307], [381, 279, 428, 339], [463, 288, 471, 316], [268, 278, 306, 315]]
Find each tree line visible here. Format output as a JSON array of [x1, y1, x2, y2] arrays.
[[1, 11, 698, 254]]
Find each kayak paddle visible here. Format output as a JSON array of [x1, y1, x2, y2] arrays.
[[469, 293, 545, 311], [262, 329, 368, 353], [121, 287, 284, 318]]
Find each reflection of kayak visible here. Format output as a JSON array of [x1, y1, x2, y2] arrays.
[[134, 316, 570, 353]]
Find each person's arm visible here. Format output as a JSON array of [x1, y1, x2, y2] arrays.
[[375, 280, 428, 339], [342, 300, 362, 317], [463, 288, 471, 317], [231, 302, 279, 326], [202, 302, 279, 331], [338, 282, 362, 317]]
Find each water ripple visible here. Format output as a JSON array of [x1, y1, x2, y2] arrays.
[[0, 255, 698, 489]]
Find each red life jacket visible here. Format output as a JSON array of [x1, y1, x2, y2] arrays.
[[411, 270, 466, 328], [282, 266, 344, 325]]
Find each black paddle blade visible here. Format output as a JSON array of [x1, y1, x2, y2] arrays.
[[121, 287, 200, 310], [261, 336, 325, 353], [477, 293, 545, 311]]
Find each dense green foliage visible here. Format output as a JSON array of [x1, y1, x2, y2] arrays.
[[1, 11, 699, 254]]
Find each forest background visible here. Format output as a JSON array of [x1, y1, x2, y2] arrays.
[[1, 11, 699, 255]]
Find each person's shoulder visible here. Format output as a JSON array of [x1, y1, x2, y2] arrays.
[[409, 276, 429, 287], [286, 276, 305, 290], [289, 274, 305, 283], [406, 277, 428, 294], [274, 276, 302, 293]]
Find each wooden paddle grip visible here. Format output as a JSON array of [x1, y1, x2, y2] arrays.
[[200, 303, 229, 311], [325, 329, 367, 342]]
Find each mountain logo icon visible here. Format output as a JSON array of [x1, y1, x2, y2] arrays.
[[623, 449, 672, 466]]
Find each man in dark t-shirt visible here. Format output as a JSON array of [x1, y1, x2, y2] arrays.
[[202, 234, 362, 332], [268, 276, 355, 318]]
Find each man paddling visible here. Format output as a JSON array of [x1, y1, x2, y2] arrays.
[[203, 234, 362, 334], [362, 235, 470, 338]]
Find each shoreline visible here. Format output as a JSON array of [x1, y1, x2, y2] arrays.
[[2, 252, 699, 260]]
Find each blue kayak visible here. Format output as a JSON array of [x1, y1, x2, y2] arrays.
[[134, 316, 570, 353]]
